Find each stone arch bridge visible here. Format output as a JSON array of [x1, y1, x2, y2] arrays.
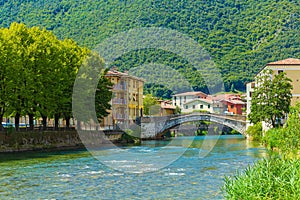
[[138, 113, 246, 139]]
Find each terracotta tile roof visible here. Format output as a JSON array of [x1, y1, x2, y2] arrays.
[[161, 104, 176, 109], [208, 94, 241, 101], [267, 58, 300, 65], [173, 91, 207, 97], [158, 100, 176, 109], [106, 69, 128, 76], [220, 99, 246, 105], [183, 98, 213, 105], [106, 69, 145, 82]]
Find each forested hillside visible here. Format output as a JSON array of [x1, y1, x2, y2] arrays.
[[1, 0, 299, 96]]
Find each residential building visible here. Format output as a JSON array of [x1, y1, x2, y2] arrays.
[[182, 98, 213, 113], [219, 95, 246, 115], [172, 92, 245, 115], [264, 58, 300, 106], [172, 91, 208, 109], [158, 100, 176, 116], [101, 69, 144, 129], [246, 58, 300, 129], [246, 81, 255, 117]]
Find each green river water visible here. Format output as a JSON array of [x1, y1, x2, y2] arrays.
[[0, 135, 267, 199]]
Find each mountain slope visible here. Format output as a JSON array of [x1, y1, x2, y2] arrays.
[[1, 0, 299, 95]]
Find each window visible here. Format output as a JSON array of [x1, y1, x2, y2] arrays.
[[231, 105, 234, 109], [185, 105, 188, 109], [193, 105, 195, 109], [200, 105, 203, 109], [278, 70, 284, 74], [250, 92, 252, 98], [208, 105, 210, 109]]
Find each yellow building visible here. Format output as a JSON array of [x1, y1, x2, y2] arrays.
[[101, 69, 144, 129], [260, 58, 300, 106], [246, 58, 300, 130]]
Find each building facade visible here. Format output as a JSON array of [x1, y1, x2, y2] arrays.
[[172, 92, 245, 115], [264, 58, 300, 106], [182, 99, 213, 113], [172, 92, 208, 109], [246, 58, 300, 129], [101, 69, 144, 129], [158, 100, 176, 116]]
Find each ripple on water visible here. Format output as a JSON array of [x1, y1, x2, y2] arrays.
[[0, 135, 268, 199]]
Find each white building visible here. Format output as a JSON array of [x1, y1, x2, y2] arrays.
[[172, 91, 208, 109], [246, 81, 255, 127], [182, 99, 213, 113]]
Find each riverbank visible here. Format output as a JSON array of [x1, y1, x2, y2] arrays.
[[0, 130, 124, 153]]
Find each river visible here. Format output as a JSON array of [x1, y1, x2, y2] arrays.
[[0, 135, 267, 199]]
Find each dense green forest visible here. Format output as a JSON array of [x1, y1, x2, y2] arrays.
[[1, 0, 299, 97]]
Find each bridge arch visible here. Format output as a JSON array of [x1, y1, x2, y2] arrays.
[[140, 113, 246, 139]]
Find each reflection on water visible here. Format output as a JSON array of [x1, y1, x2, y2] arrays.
[[0, 135, 267, 199]]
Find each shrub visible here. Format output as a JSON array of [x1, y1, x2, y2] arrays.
[[223, 158, 300, 199], [246, 122, 262, 141], [263, 128, 284, 151]]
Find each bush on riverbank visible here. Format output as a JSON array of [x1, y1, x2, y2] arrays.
[[223, 157, 300, 199], [263, 104, 300, 156], [246, 122, 262, 141], [224, 104, 300, 199]]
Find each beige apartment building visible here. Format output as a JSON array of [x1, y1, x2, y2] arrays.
[[101, 69, 144, 129], [263, 58, 300, 106], [246, 58, 300, 129]]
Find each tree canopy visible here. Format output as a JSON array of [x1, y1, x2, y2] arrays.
[[0, 23, 111, 131], [143, 94, 158, 115]]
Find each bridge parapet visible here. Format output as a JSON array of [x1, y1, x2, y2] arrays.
[[139, 113, 246, 139]]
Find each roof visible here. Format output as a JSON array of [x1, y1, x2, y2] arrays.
[[255, 58, 300, 77], [220, 99, 246, 105], [158, 100, 176, 109], [183, 98, 212, 105], [106, 69, 145, 82], [173, 91, 207, 97], [161, 104, 176, 109], [267, 58, 300, 65]]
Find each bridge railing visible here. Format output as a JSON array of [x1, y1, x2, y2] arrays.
[[168, 113, 246, 121], [139, 113, 246, 124]]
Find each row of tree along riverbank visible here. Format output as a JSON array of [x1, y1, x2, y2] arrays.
[[0, 22, 112, 132]]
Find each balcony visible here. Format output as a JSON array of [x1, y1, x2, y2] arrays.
[[112, 98, 127, 105], [113, 84, 127, 91]]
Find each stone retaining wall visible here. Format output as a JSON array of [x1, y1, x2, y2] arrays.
[[0, 130, 124, 153]]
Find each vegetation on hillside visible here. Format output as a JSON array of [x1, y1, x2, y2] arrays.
[[1, 0, 299, 97]]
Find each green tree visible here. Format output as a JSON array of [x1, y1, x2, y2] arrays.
[[143, 94, 158, 115], [72, 51, 112, 129], [249, 69, 292, 128], [0, 22, 111, 132], [95, 68, 113, 122]]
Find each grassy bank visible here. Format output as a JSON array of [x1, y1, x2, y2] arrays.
[[223, 157, 300, 199]]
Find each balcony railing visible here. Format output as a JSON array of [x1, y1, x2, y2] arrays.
[[112, 98, 127, 105], [113, 84, 127, 91]]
